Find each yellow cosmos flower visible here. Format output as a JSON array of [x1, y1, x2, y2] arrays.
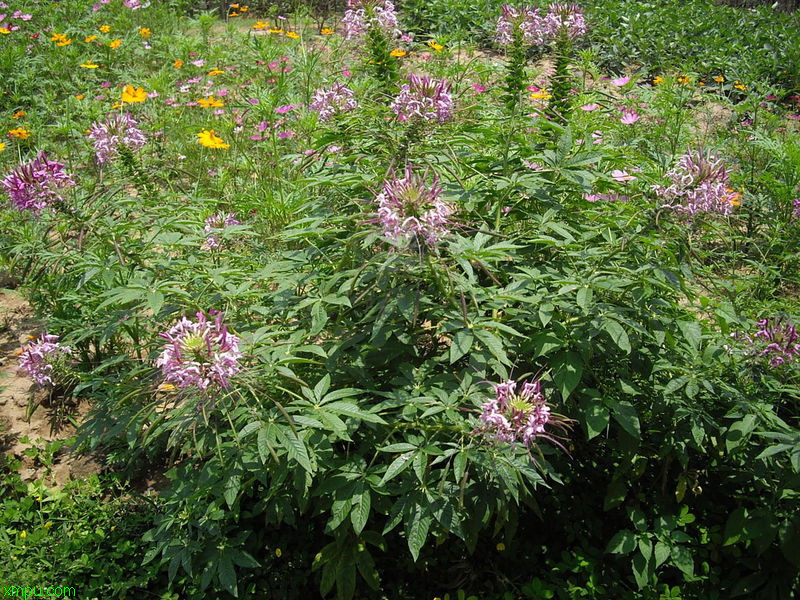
[[714, 75, 725, 83], [121, 85, 148, 103], [0, 27, 11, 34], [51, 32, 67, 42], [240, 5, 249, 12], [111, 102, 123, 109], [80, 61, 99, 69], [0, 142, 6, 152], [197, 96, 225, 108], [275, 548, 282, 557], [85, 35, 97, 42], [109, 39, 122, 49], [196, 129, 230, 149], [58, 39, 72, 46], [139, 28, 151, 38], [207, 69, 225, 76], [320, 27, 334, 35], [285, 31, 300, 39], [173, 59, 184, 68], [253, 21, 269, 30], [75, 93, 85, 100], [99, 25, 111, 33], [20, 531, 26, 539], [269, 27, 284, 34], [8, 127, 30, 139], [390, 48, 407, 57], [13, 110, 25, 118], [698, 81, 705, 86], [677, 75, 690, 85], [734, 82, 747, 91], [530, 89, 552, 100], [427, 40, 444, 52]]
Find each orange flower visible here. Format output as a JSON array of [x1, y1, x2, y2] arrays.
[[99, 25, 111, 33], [109, 39, 122, 49], [12, 110, 25, 119], [8, 127, 30, 139], [390, 48, 407, 58], [139, 28, 151, 38], [726, 188, 742, 206], [75, 93, 85, 100], [85, 35, 98, 43], [197, 96, 225, 108], [253, 21, 269, 30], [207, 69, 225, 76], [320, 28, 334, 35], [285, 31, 300, 39], [121, 85, 148, 103], [714, 75, 725, 83], [173, 59, 184, 69]]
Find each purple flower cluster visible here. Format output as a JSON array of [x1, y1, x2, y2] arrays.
[[88, 113, 147, 165], [390, 74, 454, 122], [793, 199, 800, 220], [496, 3, 587, 47], [157, 311, 242, 390], [342, 0, 399, 40], [202, 212, 241, 250], [310, 83, 358, 121], [123, 0, 149, 9], [654, 149, 740, 216], [479, 379, 552, 447], [734, 317, 800, 368], [18, 333, 72, 387], [375, 166, 454, 245], [1, 152, 76, 215]]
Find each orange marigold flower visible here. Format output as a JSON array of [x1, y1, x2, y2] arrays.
[[253, 21, 269, 30], [8, 127, 30, 139], [13, 110, 25, 118], [85, 35, 98, 42], [173, 59, 184, 69], [75, 94, 85, 100], [207, 69, 225, 76], [139, 28, 151, 38], [285, 31, 300, 39], [109, 39, 122, 49], [320, 27, 334, 35]]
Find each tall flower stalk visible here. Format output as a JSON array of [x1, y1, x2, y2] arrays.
[[1, 152, 75, 215], [343, 0, 400, 85]]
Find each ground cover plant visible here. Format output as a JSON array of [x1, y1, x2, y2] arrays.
[[1, 0, 800, 598]]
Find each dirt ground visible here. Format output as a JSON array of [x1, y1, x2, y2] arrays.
[[0, 288, 100, 486]]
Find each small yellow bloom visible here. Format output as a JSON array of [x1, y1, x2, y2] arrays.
[[0, 27, 12, 35], [20, 530, 26, 539], [43, 522, 53, 529], [269, 27, 284, 34], [0, 142, 6, 152], [75, 93, 85, 100], [196, 129, 230, 149], [139, 28, 151, 38], [207, 68, 225, 76], [197, 96, 225, 108], [51, 32, 67, 42], [13, 110, 25, 118], [99, 25, 111, 33], [230, 2, 240, 7], [109, 39, 122, 49], [80, 61, 99, 69], [285, 31, 300, 39], [427, 40, 444, 52], [714, 75, 725, 83], [726, 188, 742, 206], [653, 76, 665, 85], [158, 383, 177, 391], [240, 5, 249, 12], [111, 102, 123, 109], [275, 548, 282, 557], [8, 127, 30, 139], [121, 85, 148, 103], [57, 39, 73, 46], [390, 48, 407, 58], [253, 21, 270, 30], [85, 35, 97, 43], [530, 89, 552, 100], [320, 27, 334, 35], [496, 542, 506, 551], [677, 75, 690, 85], [734, 83, 747, 91], [698, 81, 705, 86], [173, 59, 184, 69]]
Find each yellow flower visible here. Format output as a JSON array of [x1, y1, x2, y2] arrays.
[[109, 39, 122, 49], [158, 383, 177, 391], [51, 32, 67, 42], [0, 142, 6, 152], [8, 127, 30, 139], [230, 2, 239, 7], [269, 27, 284, 34], [714, 75, 725, 83], [734, 83, 747, 91], [677, 75, 690, 85], [13, 110, 25, 118], [75, 93, 85, 100], [173, 59, 184, 69], [111, 102, 123, 109], [57, 39, 72, 46], [196, 129, 230, 149], [197, 96, 225, 108], [139, 28, 151, 38], [496, 543, 506, 551], [121, 85, 148, 103], [726, 188, 742, 206], [20, 531, 27, 539], [99, 25, 111, 33], [320, 27, 334, 35], [698, 81, 705, 86], [530, 89, 552, 100], [0, 27, 11, 34], [275, 548, 282, 557], [207, 69, 225, 76], [43, 522, 53, 529], [427, 40, 444, 52], [653, 76, 665, 85], [80, 61, 99, 69], [253, 21, 270, 30], [240, 5, 249, 12], [285, 31, 300, 39], [85, 35, 97, 43], [390, 48, 407, 58]]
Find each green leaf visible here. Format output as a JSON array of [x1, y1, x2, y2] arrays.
[[325, 401, 386, 424], [610, 400, 641, 439], [603, 319, 631, 353], [529, 332, 563, 358], [654, 541, 670, 567], [475, 329, 509, 365], [380, 443, 419, 453], [276, 428, 313, 473], [670, 545, 694, 577], [381, 451, 415, 484], [407, 507, 431, 562], [552, 351, 583, 400], [677, 320, 702, 352], [632, 552, 650, 589], [450, 330, 474, 363], [579, 396, 609, 440], [351, 487, 371, 535], [218, 554, 238, 597], [606, 529, 636, 554]]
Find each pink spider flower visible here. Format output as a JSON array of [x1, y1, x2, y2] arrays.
[[18, 333, 73, 387], [88, 112, 147, 165], [375, 166, 454, 246], [732, 316, 800, 368], [391, 74, 454, 122], [2, 152, 75, 215], [310, 83, 358, 121], [654, 149, 740, 216], [342, 0, 399, 40], [157, 311, 242, 391], [202, 211, 240, 250]]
